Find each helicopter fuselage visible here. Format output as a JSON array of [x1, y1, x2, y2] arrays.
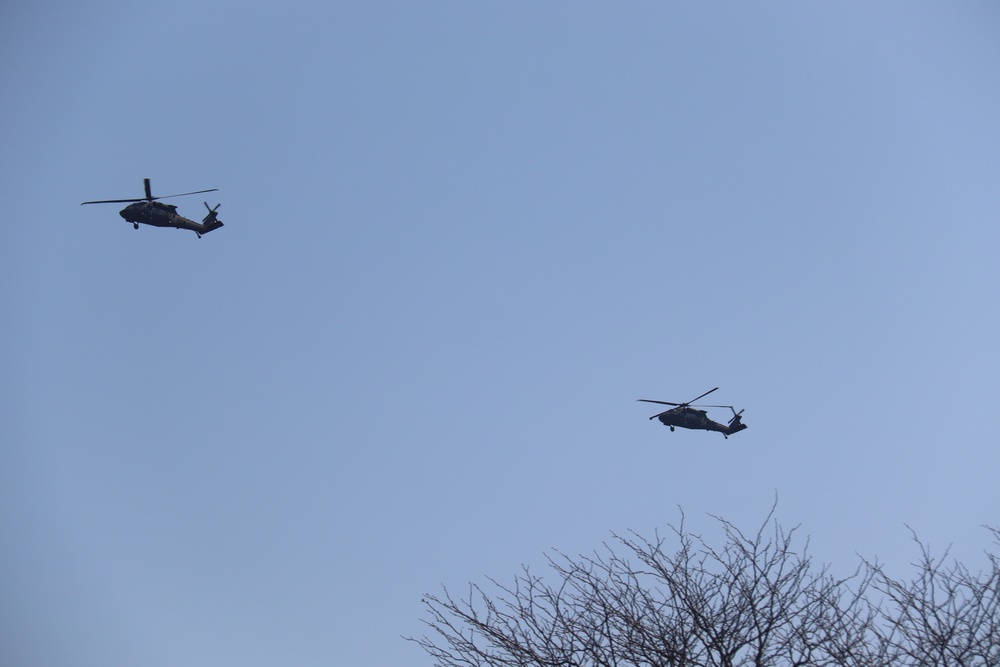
[[655, 407, 739, 434], [650, 405, 747, 438], [119, 201, 222, 237]]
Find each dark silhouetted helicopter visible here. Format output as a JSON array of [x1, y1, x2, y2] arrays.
[[639, 387, 747, 438], [82, 178, 223, 238]]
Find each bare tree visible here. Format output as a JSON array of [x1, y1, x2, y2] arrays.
[[863, 527, 1000, 667], [412, 512, 1000, 667]]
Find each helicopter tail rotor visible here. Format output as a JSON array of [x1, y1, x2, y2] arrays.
[[726, 408, 747, 435], [203, 201, 221, 223], [199, 202, 224, 234]]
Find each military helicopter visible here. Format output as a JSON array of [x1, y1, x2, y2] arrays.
[[81, 178, 223, 238], [638, 387, 747, 438]]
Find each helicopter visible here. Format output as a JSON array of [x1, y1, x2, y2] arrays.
[[81, 178, 223, 238], [638, 387, 747, 438]]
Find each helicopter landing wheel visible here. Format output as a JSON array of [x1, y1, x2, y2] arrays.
[[133, 223, 139, 230], [669, 426, 675, 432]]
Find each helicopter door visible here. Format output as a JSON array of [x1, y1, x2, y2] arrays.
[[151, 205, 172, 223]]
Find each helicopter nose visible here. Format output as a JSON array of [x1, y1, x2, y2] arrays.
[[119, 209, 128, 219]]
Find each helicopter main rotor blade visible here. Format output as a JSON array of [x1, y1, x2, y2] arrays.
[[684, 387, 719, 406], [82, 178, 217, 206], [638, 388, 724, 408], [638, 400, 733, 409], [81, 198, 145, 205], [153, 188, 218, 201]]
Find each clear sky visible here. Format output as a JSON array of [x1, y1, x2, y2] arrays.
[[3, 2, 1000, 665]]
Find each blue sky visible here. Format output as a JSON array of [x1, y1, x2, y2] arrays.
[[3, 2, 1000, 665]]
